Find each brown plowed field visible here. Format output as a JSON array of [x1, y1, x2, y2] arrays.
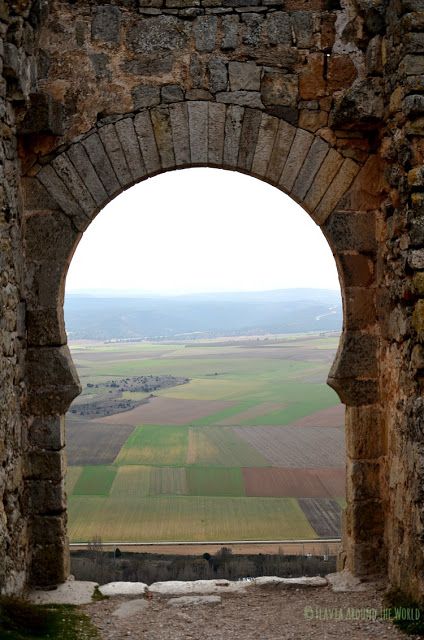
[[233, 426, 345, 468], [287, 404, 344, 428], [242, 468, 345, 498], [66, 420, 135, 465], [95, 396, 235, 426], [298, 498, 342, 537], [217, 402, 285, 425]]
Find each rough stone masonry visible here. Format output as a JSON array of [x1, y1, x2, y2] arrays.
[[1, 0, 424, 603]]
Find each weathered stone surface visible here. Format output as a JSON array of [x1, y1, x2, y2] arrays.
[[150, 107, 175, 169], [133, 111, 161, 174], [92, 5, 121, 44], [208, 102, 226, 164], [266, 12, 291, 45], [323, 211, 376, 254], [37, 165, 88, 228], [52, 154, 96, 217], [261, 70, 298, 108], [98, 124, 132, 187], [238, 107, 262, 171], [161, 84, 184, 103], [188, 101, 208, 163], [82, 133, 121, 197], [314, 158, 360, 224], [292, 136, 329, 201], [67, 144, 108, 207], [216, 91, 264, 109], [265, 118, 296, 184], [29, 416, 65, 451], [279, 128, 313, 192], [29, 579, 98, 605], [223, 104, 244, 166], [221, 14, 239, 49], [304, 148, 344, 213], [132, 85, 161, 109], [193, 16, 217, 52], [112, 599, 149, 617], [115, 118, 147, 182], [100, 582, 148, 596], [170, 102, 190, 165], [229, 62, 261, 91], [127, 16, 188, 53], [251, 113, 279, 176], [208, 58, 228, 93]]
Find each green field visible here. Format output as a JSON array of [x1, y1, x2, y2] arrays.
[[66, 333, 346, 541]]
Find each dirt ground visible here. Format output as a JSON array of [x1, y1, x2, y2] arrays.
[[84, 583, 422, 640]]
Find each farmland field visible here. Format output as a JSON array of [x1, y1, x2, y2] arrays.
[[66, 333, 345, 542]]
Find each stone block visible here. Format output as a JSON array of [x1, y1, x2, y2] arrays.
[[21, 176, 59, 211], [25, 346, 81, 415], [98, 124, 132, 187], [26, 451, 65, 481], [346, 460, 381, 501], [304, 149, 344, 212], [133, 111, 161, 174], [298, 109, 328, 133], [132, 85, 160, 109], [279, 128, 314, 192], [400, 54, 424, 75], [323, 211, 377, 254], [329, 331, 378, 379], [313, 158, 360, 225], [413, 271, 424, 295], [221, 15, 239, 50], [261, 70, 298, 108], [216, 90, 264, 109], [193, 15, 217, 52], [229, 62, 260, 91], [208, 58, 228, 93], [161, 84, 184, 103], [408, 248, 424, 269], [67, 144, 108, 207], [223, 104, 244, 167], [265, 118, 296, 184], [327, 56, 357, 93], [126, 16, 188, 54], [169, 102, 190, 166], [82, 132, 121, 197], [413, 299, 424, 336], [208, 102, 226, 165], [251, 113, 279, 177], [238, 108, 262, 171], [37, 165, 88, 230], [24, 209, 78, 264], [91, 5, 121, 44], [150, 107, 175, 169], [346, 500, 384, 542], [345, 405, 385, 458], [344, 287, 376, 331], [266, 11, 291, 45], [28, 479, 66, 515], [188, 101, 208, 164], [28, 416, 65, 451], [115, 118, 147, 182], [52, 154, 96, 218], [291, 11, 314, 48], [292, 136, 329, 202], [328, 378, 379, 406], [338, 254, 374, 287], [299, 53, 326, 100]]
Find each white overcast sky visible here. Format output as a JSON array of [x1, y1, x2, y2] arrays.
[[65, 168, 340, 295]]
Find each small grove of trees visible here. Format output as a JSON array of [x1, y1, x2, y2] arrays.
[[71, 545, 336, 585]]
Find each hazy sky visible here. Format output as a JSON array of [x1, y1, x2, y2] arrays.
[[66, 168, 340, 295]]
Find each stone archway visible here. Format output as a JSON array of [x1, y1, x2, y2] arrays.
[[22, 102, 382, 587], [2, 0, 424, 604]]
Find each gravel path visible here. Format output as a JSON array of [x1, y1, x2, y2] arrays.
[[84, 584, 423, 639]]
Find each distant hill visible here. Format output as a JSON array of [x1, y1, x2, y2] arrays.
[[64, 288, 342, 341]]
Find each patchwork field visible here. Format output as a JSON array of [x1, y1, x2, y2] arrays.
[[66, 333, 346, 542]]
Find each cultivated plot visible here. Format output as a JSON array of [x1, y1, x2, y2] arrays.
[[115, 425, 189, 466], [242, 468, 345, 498], [298, 498, 342, 538], [66, 420, 135, 465], [68, 495, 318, 542], [233, 426, 345, 468]]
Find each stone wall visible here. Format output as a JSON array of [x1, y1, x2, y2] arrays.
[[1, 0, 424, 603]]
